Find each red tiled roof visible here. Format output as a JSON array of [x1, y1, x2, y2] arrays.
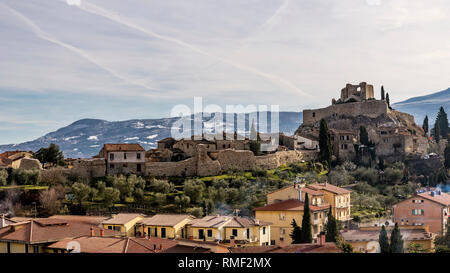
[[417, 192, 450, 206], [253, 199, 330, 212], [102, 144, 145, 152], [230, 243, 342, 253], [308, 183, 351, 195], [0, 219, 119, 244]]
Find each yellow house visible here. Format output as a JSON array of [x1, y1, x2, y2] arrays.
[[341, 225, 435, 253], [267, 182, 351, 223], [101, 213, 145, 237], [222, 217, 271, 247], [186, 215, 232, 243], [308, 182, 351, 222], [136, 214, 194, 239], [254, 199, 330, 246]]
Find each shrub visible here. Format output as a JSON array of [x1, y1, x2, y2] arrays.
[[0, 170, 7, 186], [187, 207, 204, 217], [251, 167, 267, 177]]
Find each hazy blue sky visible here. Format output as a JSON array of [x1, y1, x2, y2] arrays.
[[1, 0, 450, 144]]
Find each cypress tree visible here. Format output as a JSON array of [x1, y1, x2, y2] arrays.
[[445, 143, 450, 169], [423, 115, 429, 135], [434, 119, 441, 142], [381, 86, 385, 100], [438, 107, 449, 139], [290, 219, 302, 244], [319, 119, 332, 166], [386, 93, 390, 108], [301, 193, 312, 243], [325, 206, 338, 242], [359, 126, 370, 146], [379, 225, 390, 253], [390, 223, 404, 253]]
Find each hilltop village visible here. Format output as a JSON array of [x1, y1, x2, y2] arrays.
[[1, 82, 450, 253]]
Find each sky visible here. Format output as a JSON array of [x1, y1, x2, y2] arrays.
[[1, 0, 450, 144]]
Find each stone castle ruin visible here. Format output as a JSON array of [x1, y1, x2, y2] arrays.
[[296, 82, 428, 162]]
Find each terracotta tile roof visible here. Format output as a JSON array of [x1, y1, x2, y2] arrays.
[[341, 227, 433, 242], [417, 192, 450, 206], [303, 187, 325, 196], [49, 215, 109, 225], [102, 144, 145, 152], [308, 183, 351, 195], [224, 217, 272, 228], [47, 236, 178, 253], [101, 213, 144, 225], [0, 219, 119, 244], [187, 215, 232, 228], [230, 243, 342, 253], [253, 199, 330, 212], [139, 214, 194, 227], [0, 157, 12, 167], [161, 245, 212, 253]]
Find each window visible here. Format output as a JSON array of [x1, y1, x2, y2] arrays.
[[110, 164, 115, 169], [137, 164, 142, 172], [148, 228, 151, 236], [247, 228, 250, 239], [279, 213, 285, 220], [110, 153, 114, 160], [108, 226, 113, 230], [271, 240, 276, 246], [155, 228, 158, 237], [124, 153, 127, 160], [199, 229, 204, 240], [263, 227, 266, 235], [312, 112, 316, 118], [161, 228, 166, 238], [412, 209, 424, 215], [6, 242, 10, 253], [34, 245, 39, 253], [207, 229, 213, 237], [137, 152, 141, 159], [232, 229, 238, 237], [25, 244, 29, 254]]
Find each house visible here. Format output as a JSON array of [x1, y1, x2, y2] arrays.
[[296, 134, 319, 150], [230, 233, 342, 253], [169, 238, 231, 253], [101, 213, 145, 236], [392, 190, 450, 235], [0, 217, 119, 253], [46, 235, 179, 253], [136, 214, 195, 239], [97, 144, 146, 175], [186, 215, 233, 243], [329, 129, 357, 161], [341, 225, 434, 253], [308, 182, 352, 223], [266, 181, 351, 223], [221, 217, 272, 247], [254, 199, 330, 245]]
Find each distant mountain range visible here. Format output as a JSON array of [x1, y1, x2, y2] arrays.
[[0, 112, 302, 158], [392, 87, 450, 126], [2, 87, 449, 159]]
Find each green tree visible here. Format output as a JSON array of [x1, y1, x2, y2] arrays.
[[406, 242, 429, 253], [381, 86, 385, 100], [290, 219, 302, 244], [379, 225, 390, 253], [183, 179, 206, 204], [438, 106, 449, 139], [445, 143, 450, 169], [433, 119, 441, 142], [423, 115, 429, 135], [300, 193, 312, 243], [359, 126, 370, 146], [434, 222, 450, 248], [103, 187, 120, 208], [72, 182, 92, 206], [249, 140, 261, 156], [386, 93, 391, 108], [390, 223, 404, 253], [0, 169, 8, 186], [112, 175, 135, 202], [34, 143, 65, 166], [325, 206, 339, 242], [318, 119, 332, 166]]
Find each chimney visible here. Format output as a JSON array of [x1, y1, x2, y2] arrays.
[[100, 229, 104, 237], [1, 214, 5, 228], [279, 237, 285, 248], [90, 227, 95, 237], [318, 233, 326, 246], [298, 187, 303, 202], [230, 236, 235, 248]]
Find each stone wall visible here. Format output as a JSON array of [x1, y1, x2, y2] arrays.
[[71, 158, 106, 178], [303, 100, 389, 126], [145, 145, 312, 177]]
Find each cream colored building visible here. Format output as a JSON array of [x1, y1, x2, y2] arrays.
[[137, 214, 194, 239], [101, 213, 145, 237]]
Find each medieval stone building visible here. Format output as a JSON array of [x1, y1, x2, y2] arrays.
[[296, 82, 428, 162]]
